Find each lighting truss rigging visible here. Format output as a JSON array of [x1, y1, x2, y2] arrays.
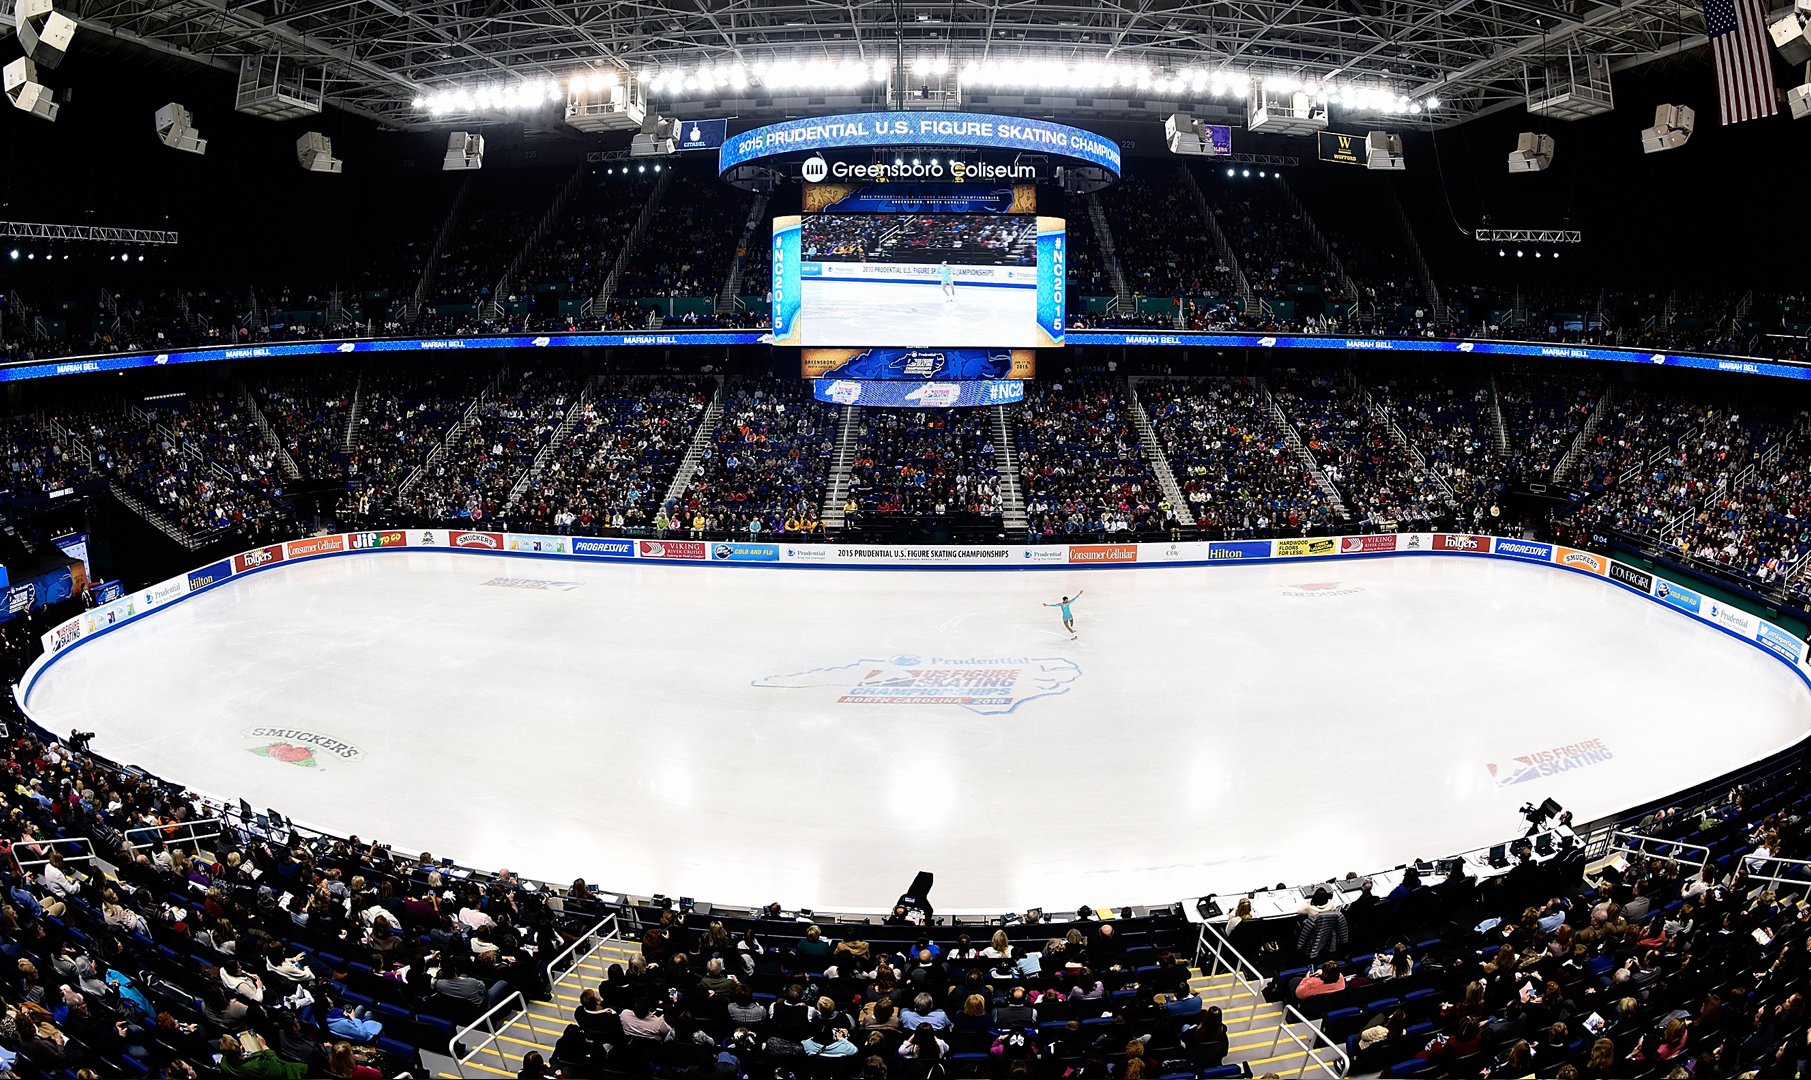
[[0, 221, 180, 244], [1475, 229, 1583, 243]]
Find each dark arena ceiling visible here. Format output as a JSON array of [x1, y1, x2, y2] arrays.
[[4, 0, 1709, 130]]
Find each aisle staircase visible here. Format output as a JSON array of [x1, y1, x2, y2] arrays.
[[401, 366, 510, 496], [508, 373, 602, 504], [661, 377, 727, 507], [429, 919, 637, 1079], [1351, 375, 1455, 506], [1553, 386, 1612, 484], [718, 194, 770, 311], [238, 380, 304, 481], [1487, 375, 1509, 454], [819, 405, 863, 532], [989, 404, 1028, 533], [1385, 185, 1449, 323], [408, 177, 473, 323], [1176, 165, 1258, 313], [1085, 192, 1134, 309], [1259, 379, 1350, 518], [591, 169, 673, 313], [343, 371, 364, 453], [1123, 378, 1196, 527]]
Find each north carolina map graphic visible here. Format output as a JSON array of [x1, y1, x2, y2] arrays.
[[753, 655, 1082, 715]]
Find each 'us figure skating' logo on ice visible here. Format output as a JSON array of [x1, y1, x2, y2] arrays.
[[753, 655, 1082, 715], [1487, 738, 1613, 786]]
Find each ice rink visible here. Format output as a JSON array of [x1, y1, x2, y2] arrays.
[[23, 551, 1811, 911], [801, 278, 1039, 347]]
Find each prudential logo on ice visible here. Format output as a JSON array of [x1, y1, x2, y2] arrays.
[[753, 655, 1082, 715]]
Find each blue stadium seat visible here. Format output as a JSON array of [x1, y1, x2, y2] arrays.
[[1383, 1058, 1432, 1078], [1199, 1067, 1245, 1079]]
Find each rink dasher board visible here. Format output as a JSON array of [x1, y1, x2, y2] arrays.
[[21, 530, 1811, 711]]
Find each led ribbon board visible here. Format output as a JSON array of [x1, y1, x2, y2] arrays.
[[718, 112, 1122, 179]]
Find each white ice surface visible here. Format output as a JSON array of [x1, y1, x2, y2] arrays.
[[22, 551, 1811, 912], [800, 278, 1038, 347]]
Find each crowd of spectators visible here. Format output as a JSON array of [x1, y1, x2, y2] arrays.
[[515, 376, 712, 534], [1016, 376, 1172, 539], [614, 175, 751, 298], [1269, 370, 1449, 527], [514, 175, 656, 299], [1138, 377, 1336, 536], [1200, 178, 1344, 305], [1495, 372, 1601, 481], [252, 372, 356, 479], [1099, 178, 1242, 301], [408, 369, 576, 523], [676, 377, 831, 540], [1370, 376, 1499, 513], [848, 409, 1001, 522], [0, 416, 92, 502]]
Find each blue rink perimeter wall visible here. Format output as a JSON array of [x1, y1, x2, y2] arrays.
[[23, 530, 1811, 705], [6, 328, 1811, 384]]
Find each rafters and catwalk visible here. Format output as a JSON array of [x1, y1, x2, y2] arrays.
[[16, 0, 1708, 128]]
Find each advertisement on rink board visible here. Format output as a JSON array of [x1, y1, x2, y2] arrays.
[[286, 534, 345, 559], [1555, 547, 1608, 575], [1655, 578, 1703, 614], [1492, 538, 1554, 562], [1276, 537, 1339, 558], [349, 530, 406, 550], [1608, 561, 1655, 593], [1433, 534, 1492, 553], [1759, 622, 1808, 664], [712, 543, 782, 563], [507, 535, 566, 554], [1706, 600, 1757, 639], [233, 545, 286, 574], [186, 560, 233, 591], [447, 531, 505, 550], [1207, 540, 1273, 560], [1338, 535, 1399, 554], [639, 540, 708, 560], [1068, 544, 1138, 564], [570, 537, 635, 558]]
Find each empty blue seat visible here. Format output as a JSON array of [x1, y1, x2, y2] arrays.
[[1384, 1058, 1432, 1078], [376, 1002, 413, 1025], [1404, 1021, 1434, 1040], [375, 1034, 417, 1061], [1363, 997, 1400, 1015], [1200, 1068, 1246, 1079]]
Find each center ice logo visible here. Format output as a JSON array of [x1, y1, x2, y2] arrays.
[[754, 655, 1082, 715]]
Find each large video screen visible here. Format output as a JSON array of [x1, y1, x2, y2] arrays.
[[771, 188, 1064, 348]]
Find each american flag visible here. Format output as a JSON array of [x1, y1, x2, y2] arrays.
[[1705, 0, 1779, 124]]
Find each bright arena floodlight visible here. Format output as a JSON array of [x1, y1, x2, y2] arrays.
[[1640, 104, 1694, 153], [295, 131, 342, 173], [443, 131, 484, 171], [154, 103, 206, 154], [1507, 132, 1554, 173], [4, 57, 58, 122], [14, 0, 77, 70]]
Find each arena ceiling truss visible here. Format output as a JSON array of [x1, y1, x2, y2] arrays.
[[17, 0, 1709, 130]]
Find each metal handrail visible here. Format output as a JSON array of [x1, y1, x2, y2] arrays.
[[544, 912, 619, 994], [124, 817, 223, 856], [1197, 920, 1350, 1077], [449, 990, 525, 1079], [1606, 830, 1712, 868], [13, 834, 97, 873], [1194, 921, 1272, 1034]]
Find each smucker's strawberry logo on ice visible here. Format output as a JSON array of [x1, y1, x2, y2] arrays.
[[241, 727, 364, 767]]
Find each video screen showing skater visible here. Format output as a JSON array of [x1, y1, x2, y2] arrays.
[[794, 212, 1044, 348]]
